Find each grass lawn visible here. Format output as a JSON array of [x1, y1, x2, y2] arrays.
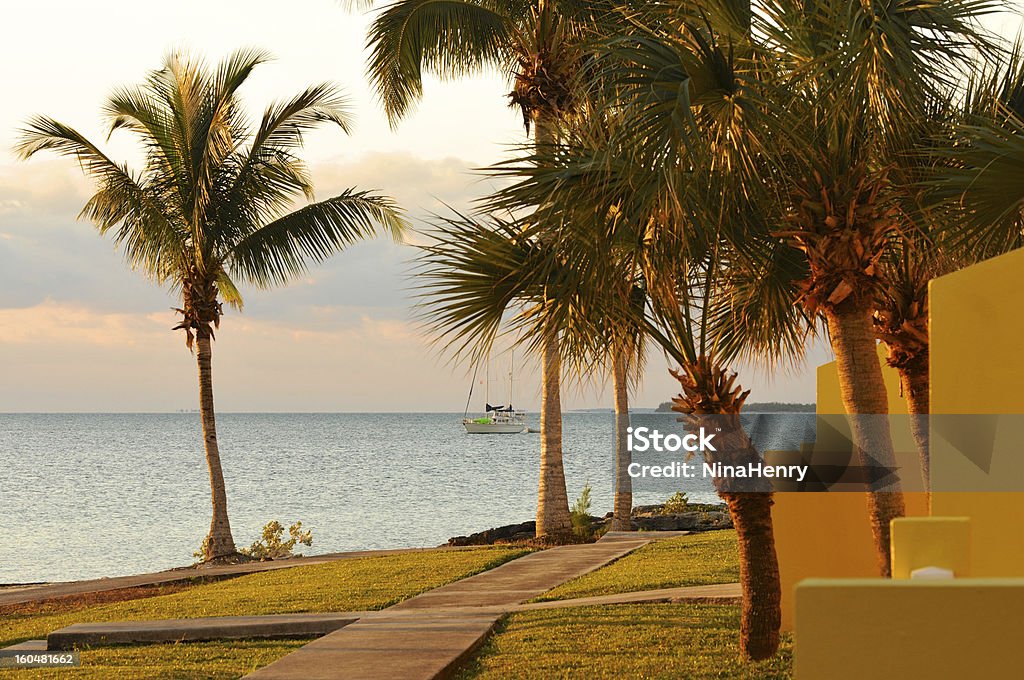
[[538, 530, 739, 601], [0, 546, 527, 679], [457, 604, 793, 679], [1, 640, 309, 680]]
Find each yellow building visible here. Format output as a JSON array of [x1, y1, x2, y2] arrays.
[[790, 247, 1024, 677]]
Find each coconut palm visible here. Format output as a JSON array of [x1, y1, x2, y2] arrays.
[[353, 0, 639, 539], [15, 50, 406, 561]]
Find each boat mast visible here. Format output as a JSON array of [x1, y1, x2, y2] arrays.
[[509, 351, 514, 411]]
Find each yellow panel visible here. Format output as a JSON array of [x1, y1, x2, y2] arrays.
[[890, 516, 970, 579], [773, 345, 925, 631], [931, 493, 1024, 576], [815, 344, 906, 415], [930, 247, 1024, 574], [773, 492, 927, 631], [795, 579, 1024, 679]]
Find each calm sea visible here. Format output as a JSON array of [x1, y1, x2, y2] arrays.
[[0, 412, 809, 583]]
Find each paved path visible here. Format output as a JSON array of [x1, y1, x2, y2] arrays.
[[245, 532, 687, 680], [22, 581, 740, 654], [390, 532, 675, 611], [0, 547, 477, 608], [245, 610, 502, 680], [5, 531, 725, 680], [515, 582, 742, 609], [46, 613, 369, 650]]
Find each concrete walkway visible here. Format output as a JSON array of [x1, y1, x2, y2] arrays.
[[245, 532, 685, 680], [0, 547, 478, 608], [15, 580, 742, 654], [515, 582, 742, 610], [6, 532, 727, 680], [46, 613, 368, 650]]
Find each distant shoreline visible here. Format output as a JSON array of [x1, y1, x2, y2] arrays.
[[654, 402, 816, 413]]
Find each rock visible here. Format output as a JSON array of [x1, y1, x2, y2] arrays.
[[629, 510, 733, 532], [448, 521, 536, 546], [447, 505, 735, 547], [631, 504, 664, 518]]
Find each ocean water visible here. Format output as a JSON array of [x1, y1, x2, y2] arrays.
[[0, 412, 810, 584]]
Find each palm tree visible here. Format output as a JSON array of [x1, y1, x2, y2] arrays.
[[16, 50, 406, 561], [353, 0, 637, 540], [873, 238, 944, 492], [875, 46, 1024, 495], [579, 0, 998, 576], [483, 82, 810, 659], [415, 212, 610, 538], [931, 47, 1024, 261]]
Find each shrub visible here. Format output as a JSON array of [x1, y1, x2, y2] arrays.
[[661, 492, 690, 515], [241, 520, 314, 560], [570, 483, 593, 538]]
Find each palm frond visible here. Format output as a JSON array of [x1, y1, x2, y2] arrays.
[[365, 0, 518, 124], [228, 189, 406, 288]]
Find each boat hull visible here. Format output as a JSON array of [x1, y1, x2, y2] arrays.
[[463, 422, 526, 434]]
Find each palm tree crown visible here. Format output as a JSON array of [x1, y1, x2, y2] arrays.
[[16, 49, 405, 346]]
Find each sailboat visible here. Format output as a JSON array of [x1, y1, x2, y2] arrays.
[[462, 353, 527, 434]]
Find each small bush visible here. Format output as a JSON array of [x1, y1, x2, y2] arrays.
[[571, 483, 593, 538], [661, 492, 690, 515], [241, 520, 314, 560]]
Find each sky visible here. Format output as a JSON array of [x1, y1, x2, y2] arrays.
[[2, 1, 1013, 413]]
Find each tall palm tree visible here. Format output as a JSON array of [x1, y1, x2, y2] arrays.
[[580, 0, 998, 576], [483, 80, 810, 660], [353, 0, 636, 539], [16, 50, 406, 561], [415, 211, 610, 538], [873, 238, 945, 492], [876, 45, 1024, 495]]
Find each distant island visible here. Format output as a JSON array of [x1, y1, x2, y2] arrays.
[[655, 401, 816, 413]]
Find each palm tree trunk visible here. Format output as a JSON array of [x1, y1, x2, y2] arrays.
[[531, 109, 571, 541], [536, 330, 572, 539], [898, 359, 931, 499], [699, 412, 781, 660], [721, 491, 781, 661], [611, 347, 633, 531], [824, 301, 905, 577], [196, 333, 236, 560], [673, 359, 781, 660]]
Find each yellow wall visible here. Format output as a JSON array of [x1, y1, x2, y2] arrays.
[[779, 248, 1024, 631], [930, 247, 1024, 575], [890, 516, 971, 579], [795, 578, 1024, 679], [772, 345, 927, 631]]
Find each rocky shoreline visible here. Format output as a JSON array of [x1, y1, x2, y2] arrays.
[[447, 502, 733, 546]]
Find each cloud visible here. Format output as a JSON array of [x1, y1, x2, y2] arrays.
[[0, 152, 494, 317], [0, 155, 822, 411], [312, 152, 489, 214], [0, 300, 475, 412], [0, 300, 168, 347]]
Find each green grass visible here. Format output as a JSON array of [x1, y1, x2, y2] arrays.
[[0, 547, 527, 679], [537, 530, 739, 601], [0, 640, 309, 680], [457, 604, 792, 679]]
